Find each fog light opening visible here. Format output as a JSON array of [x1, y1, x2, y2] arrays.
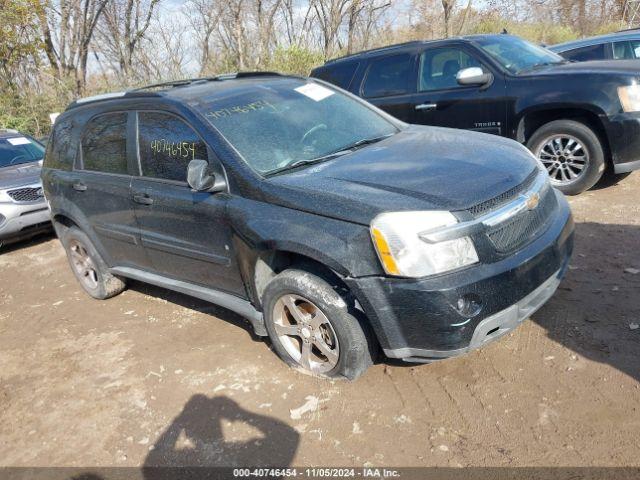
[[455, 293, 483, 318]]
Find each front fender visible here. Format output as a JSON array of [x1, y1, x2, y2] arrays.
[[226, 196, 382, 279]]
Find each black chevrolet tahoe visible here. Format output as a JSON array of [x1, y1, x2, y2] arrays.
[[311, 34, 640, 195], [42, 73, 573, 379]]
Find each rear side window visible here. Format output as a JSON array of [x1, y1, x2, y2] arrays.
[[561, 43, 606, 61], [81, 113, 128, 174], [362, 54, 411, 98], [613, 40, 640, 59], [45, 116, 76, 171], [137, 112, 208, 182], [315, 62, 358, 90]]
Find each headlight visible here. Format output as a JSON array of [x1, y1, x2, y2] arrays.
[[370, 211, 479, 278], [618, 85, 640, 112]]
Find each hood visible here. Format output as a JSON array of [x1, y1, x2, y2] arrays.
[[520, 59, 640, 78], [264, 125, 538, 225], [0, 162, 43, 190]]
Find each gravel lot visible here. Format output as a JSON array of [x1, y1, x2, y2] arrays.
[[0, 174, 639, 469]]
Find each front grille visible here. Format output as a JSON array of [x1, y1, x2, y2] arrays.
[[468, 169, 538, 218], [486, 187, 557, 253], [7, 187, 44, 203]]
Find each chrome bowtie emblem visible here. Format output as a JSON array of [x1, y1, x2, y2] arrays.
[[525, 192, 540, 210]]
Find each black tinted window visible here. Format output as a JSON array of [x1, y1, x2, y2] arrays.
[[419, 48, 482, 91], [363, 54, 411, 98], [46, 117, 75, 171], [562, 43, 606, 61], [613, 40, 640, 59], [138, 112, 208, 182], [315, 62, 358, 89], [82, 113, 128, 174]]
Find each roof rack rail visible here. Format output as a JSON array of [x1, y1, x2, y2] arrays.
[[616, 26, 640, 33], [325, 40, 426, 64], [65, 72, 285, 110], [130, 71, 283, 92]]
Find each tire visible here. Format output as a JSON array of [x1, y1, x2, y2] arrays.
[[61, 227, 126, 300], [527, 119, 606, 195], [262, 268, 373, 380]]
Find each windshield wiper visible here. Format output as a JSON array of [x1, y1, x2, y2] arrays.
[[266, 150, 353, 176], [265, 133, 395, 177], [518, 60, 567, 73]]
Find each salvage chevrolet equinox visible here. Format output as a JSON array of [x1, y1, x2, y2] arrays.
[[42, 73, 574, 379]]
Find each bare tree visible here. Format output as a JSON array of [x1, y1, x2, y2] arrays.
[[96, 0, 162, 80], [38, 0, 109, 93]]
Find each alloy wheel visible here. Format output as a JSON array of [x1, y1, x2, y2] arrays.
[[69, 240, 99, 290], [272, 293, 340, 374], [536, 134, 589, 186]]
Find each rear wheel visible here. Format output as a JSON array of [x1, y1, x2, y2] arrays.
[[262, 269, 373, 380], [527, 119, 605, 195], [62, 227, 126, 299]]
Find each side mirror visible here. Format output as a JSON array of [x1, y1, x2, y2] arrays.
[[456, 67, 493, 87], [187, 159, 217, 192]]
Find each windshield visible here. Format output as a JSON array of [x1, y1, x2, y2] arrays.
[[194, 78, 399, 175], [474, 36, 566, 74], [0, 136, 45, 168]]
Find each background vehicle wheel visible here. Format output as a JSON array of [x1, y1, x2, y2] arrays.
[[262, 268, 373, 380], [61, 227, 126, 299], [527, 119, 605, 195]]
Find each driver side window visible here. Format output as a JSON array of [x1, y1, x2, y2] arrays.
[[137, 111, 208, 182], [419, 48, 482, 92]]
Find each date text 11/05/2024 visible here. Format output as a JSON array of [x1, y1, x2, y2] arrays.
[[233, 468, 401, 478]]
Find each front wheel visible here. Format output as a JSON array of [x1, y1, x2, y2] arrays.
[[527, 119, 605, 195], [262, 269, 373, 380]]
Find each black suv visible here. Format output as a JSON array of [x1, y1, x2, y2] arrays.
[[311, 34, 640, 195], [42, 73, 573, 379]]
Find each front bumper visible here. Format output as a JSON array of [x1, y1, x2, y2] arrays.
[[346, 190, 574, 362], [0, 190, 51, 242], [603, 112, 640, 173]]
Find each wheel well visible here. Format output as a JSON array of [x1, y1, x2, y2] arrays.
[[254, 251, 350, 304], [517, 108, 611, 160], [52, 214, 79, 238], [254, 250, 379, 356]]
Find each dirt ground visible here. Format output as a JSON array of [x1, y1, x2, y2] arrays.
[[1, 174, 639, 470]]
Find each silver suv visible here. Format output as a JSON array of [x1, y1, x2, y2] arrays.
[[0, 129, 51, 246]]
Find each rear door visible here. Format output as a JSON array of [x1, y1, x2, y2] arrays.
[[70, 111, 148, 268], [358, 53, 416, 122], [130, 110, 245, 296], [408, 44, 508, 135]]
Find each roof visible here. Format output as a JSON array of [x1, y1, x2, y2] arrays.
[[549, 30, 640, 52], [320, 34, 512, 66], [65, 72, 291, 111], [0, 129, 22, 139]]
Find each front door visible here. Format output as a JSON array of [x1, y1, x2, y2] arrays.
[[70, 111, 148, 268], [410, 45, 507, 135], [131, 111, 245, 297]]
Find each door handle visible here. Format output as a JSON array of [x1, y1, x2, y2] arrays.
[[415, 103, 438, 111], [72, 182, 87, 192], [133, 193, 154, 205]]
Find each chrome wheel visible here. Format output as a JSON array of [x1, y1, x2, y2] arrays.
[[69, 240, 99, 290], [272, 294, 340, 374], [536, 134, 589, 186]]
